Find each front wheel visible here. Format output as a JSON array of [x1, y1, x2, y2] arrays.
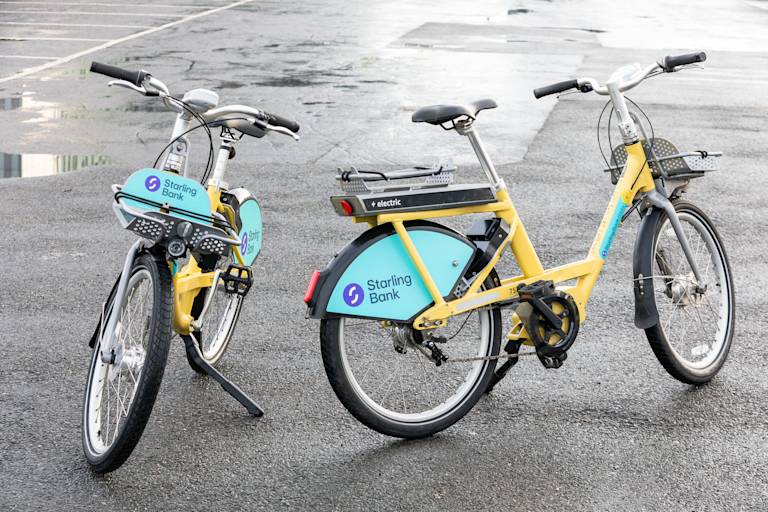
[[643, 200, 735, 384], [82, 252, 173, 473], [320, 274, 502, 438]]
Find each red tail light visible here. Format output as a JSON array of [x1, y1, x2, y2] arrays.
[[339, 200, 353, 216], [304, 271, 321, 305]]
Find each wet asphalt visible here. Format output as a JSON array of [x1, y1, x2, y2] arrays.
[[1, 1, 768, 510]]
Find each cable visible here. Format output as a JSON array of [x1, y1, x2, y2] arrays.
[[596, 99, 613, 170], [151, 116, 251, 178], [154, 95, 215, 185], [152, 121, 211, 169]]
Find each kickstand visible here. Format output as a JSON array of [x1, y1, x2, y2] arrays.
[[182, 334, 264, 417]]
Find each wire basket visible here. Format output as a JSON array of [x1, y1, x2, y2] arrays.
[[604, 137, 721, 184]]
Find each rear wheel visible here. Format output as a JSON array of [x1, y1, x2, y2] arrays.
[[82, 252, 173, 473], [644, 200, 735, 384], [320, 274, 501, 438]]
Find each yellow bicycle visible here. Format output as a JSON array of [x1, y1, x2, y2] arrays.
[[305, 52, 734, 438], [82, 62, 300, 472]]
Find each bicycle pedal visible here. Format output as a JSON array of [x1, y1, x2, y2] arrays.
[[538, 351, 566, 369], [220, 264, 253, 296]]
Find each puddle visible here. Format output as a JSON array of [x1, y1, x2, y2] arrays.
[[1, 96, 22, 111], [0, 93, 63, 121], [0, 153, 111, 179], [507, 8, 531, 14]]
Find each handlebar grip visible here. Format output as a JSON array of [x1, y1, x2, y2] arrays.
[[533, 79, 579, 99], [90, 61, 147, 86], [264, 112, 300, 133], [661, 51, 706, 72]]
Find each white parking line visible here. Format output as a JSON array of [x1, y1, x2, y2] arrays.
[[1, 37, 113, 42], [0, 55, 57, 60], [0, 21, 153, 28], [0, 0, 255, 83], [0, 10, 185, 17], [0, 1, 208, 7]]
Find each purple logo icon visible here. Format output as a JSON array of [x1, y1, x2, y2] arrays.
[[144, 175, 161, 192], [241, 232, 248, 254], [343, 283, 364, 307]]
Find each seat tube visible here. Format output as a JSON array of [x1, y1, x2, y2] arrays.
[[457, 121, 506, 191]]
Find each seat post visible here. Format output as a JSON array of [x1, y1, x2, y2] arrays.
[[456, 120, 506, 191]]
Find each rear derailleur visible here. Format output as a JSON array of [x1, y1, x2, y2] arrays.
[[389, 324, 448, 366]]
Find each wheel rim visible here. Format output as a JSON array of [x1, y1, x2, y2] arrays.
[[200, 271, 241, 361], [86, 268, 153, 454], [338, 309, 493, 424], [652, 211, 731, 370]]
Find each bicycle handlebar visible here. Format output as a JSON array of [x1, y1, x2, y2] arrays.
[[90, 62, 300, 138], [533, 51, 707, 99], [660, 51, 706, 72], [263, 112, 300, 133], [90, 61, 147, 87], [533, 79, 579, 99]]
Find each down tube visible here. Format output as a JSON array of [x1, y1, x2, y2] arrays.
[[573, 182, 631, 307]]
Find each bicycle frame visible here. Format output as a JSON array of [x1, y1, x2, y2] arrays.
[[172, 137, 247, 335], [345, 121, 658, 331]]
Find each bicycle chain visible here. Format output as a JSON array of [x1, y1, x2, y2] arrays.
[[410, 336, 537, 364], [444, 351, 537, 364]]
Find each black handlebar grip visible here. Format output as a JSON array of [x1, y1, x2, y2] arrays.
[[90, 61, 147, 86], [661, 51, 706, 72], [533, 79, 579, 99], [264, 112, 300, 133]]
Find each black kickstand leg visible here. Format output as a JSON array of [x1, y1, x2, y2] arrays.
[[485, 341, 521, 394], [182, 334, 264, 417]]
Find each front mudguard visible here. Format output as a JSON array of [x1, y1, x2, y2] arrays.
[[307, 220, 477, 322], [633, 206, 664, 329]]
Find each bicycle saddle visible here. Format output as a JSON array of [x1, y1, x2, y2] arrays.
[[411, 98, 497, 125]]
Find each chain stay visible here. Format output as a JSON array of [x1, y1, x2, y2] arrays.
[[445, 351, 537, 364]]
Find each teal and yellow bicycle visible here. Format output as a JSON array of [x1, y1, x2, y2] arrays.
[[82, 62, 300, 472], [306, 52, 734, 438]]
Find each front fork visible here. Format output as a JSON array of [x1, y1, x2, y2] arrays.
[[97, 242, 216, 362], [98, 239, 145, 363], [643, 188, 706, 290]]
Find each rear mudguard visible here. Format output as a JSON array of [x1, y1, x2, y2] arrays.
[[633, 206, 664, 329], [307, 221, 477, 322]]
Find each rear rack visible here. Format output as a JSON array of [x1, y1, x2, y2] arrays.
[[332, 163, 497, 217], [603, 137, 721, 184], [337, 163, 455, 194]]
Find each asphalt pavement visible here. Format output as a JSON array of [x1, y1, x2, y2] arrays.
[[1, 0, 767, 510]]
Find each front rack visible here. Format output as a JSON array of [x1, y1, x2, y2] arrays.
[[112, 185, 240, 257], [603, 137, 721, 184]]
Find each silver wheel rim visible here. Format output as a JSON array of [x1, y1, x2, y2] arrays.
[[201, 276, 241, 361], [338, 310, 492, 424], [653, 212, 730, 370], [86, 269, 153, 454]]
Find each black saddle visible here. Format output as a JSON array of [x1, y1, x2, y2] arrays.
[[411, 98, 497, 125]]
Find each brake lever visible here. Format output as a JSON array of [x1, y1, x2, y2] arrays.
[[265, 123, 300, 141], [108, 79, 148, 95]]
